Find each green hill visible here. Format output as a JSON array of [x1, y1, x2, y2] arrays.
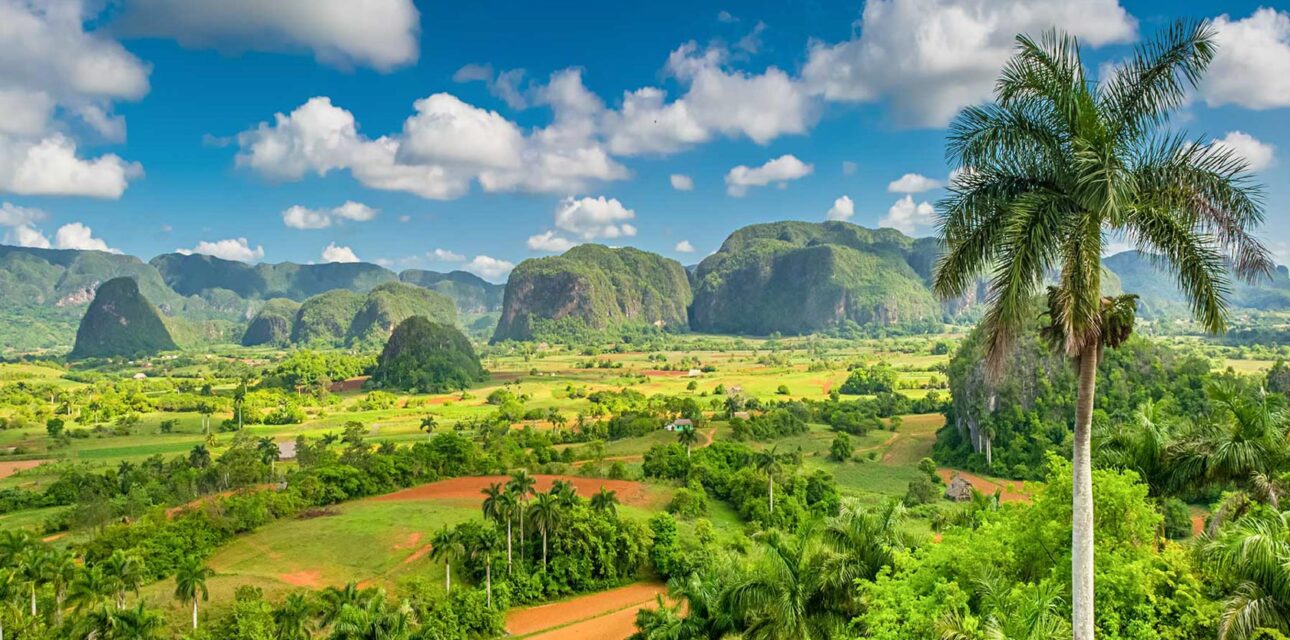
[[69, 277, 178, 359], [1104, 250, 1290, 316], [249, 283, 457, 348], [689, 221, 942, 335], [398, 269, 504, 314], [492, 244, 692, 342], [150, 252, 397, 301], [372, 316, 484, 392]]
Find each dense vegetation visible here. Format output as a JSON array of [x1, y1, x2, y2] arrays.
[[69, 278, 178, 360], [245, 282, 456, 349], [398, 270, 504, 315], [371, 316, 485, 392], [493, 244, 692, 342]]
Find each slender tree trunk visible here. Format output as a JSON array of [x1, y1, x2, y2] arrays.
[[519, 508, 525, 563], [445, 563, 451, 592], [485, 559, 493, 608], [506, 517, 513, 574], [1072, 343, 1099, 640], [768, 474, 775, 513], [31, 584, 36, 616], [985, 434, 993, 468], [192, 598, 199, 630], [542, 529, 547, 568]]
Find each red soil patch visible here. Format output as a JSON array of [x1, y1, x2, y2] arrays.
[[1192, 514, 1206, 537], [402, 544, 433, 565], [936, 469, 1033, 503], [506, 582, 668, 638], [0, 459, 46, 479], [373, 475, 656, 507], [279, 570, 323, 588], [393, 532, 422, 550], [42, 533, 67, 543]]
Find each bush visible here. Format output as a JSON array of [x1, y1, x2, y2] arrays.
[[1162, 498, 1193, 540], [667, 487, 708, 519], [829, 433, 853, 462], [904, 473, 938, 507]]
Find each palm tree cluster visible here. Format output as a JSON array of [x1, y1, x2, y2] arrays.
[[633, 499, 912, 640]]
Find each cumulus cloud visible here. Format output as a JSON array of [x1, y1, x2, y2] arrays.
[[887, 172, 942, 193], [4, 223, 49, 248], [0, 135, 142, 198], [802, 0, 1136, 127], [397, 93, 526, 168], [178, 237, 265, 262], [604, 43, 815, 155], [526, 230, 576, 253], [826, 195, 855, 221], [553, 196, 637, 240], [463, 255, 514, 281], [282, 200, 378, 229], [674, 240, 696, 253], [53, 222, 117, 252], [670, 174, 694, 191], [725, 154, 813, 196], [1201, 9, 1290, 110], [321, 242, 360, 263], [1210, 131, 1276, 172], [0, 201, 45, 227], [429, 248, 465, 261], [879, 195, 936, 235], [115, 0, 420, 71]]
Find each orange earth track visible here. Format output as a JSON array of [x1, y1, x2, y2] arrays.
[[936, 468, 1033, 503], [506, 582, 668, 639], [0, 459, 45, 479], [372, 475, 657, 507]]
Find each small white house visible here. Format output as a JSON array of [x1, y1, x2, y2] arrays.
[[132, 372, 148, 380], [665, 418, 694, 431], [687, 369, 703, 377]]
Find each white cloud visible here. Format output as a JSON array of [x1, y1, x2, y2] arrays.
[[463, 255, 514, 281], [604, 43, 814, 155], [879, 195, 936, 235], [0, 202, 45, 227], [670, 174, 694, 191], [321, 242, 360, 263], [553, 196, 637, 240], [178, 237, 265, 262], [1211, 131, 1276, 172], [397, 93, 526, 168], [429, 248, 465, 262], [802, 0, 1136, 127], [675, 240, 696, 253], [281, 200, 378, 229], [887, 172, 942, 193], [0, 134, 142, 198], [1201, 9, 1290, 110], [717, 10, 737, 23], [115, 0, 420, 71], [725, 154, 813, 196], [453, 64, 529, 110], [527, 230, 576, 252], [53, 222, 117, 252], [841, 160, 858, 176], [826, 195, 855, 221], [3, 224, 49, 248]]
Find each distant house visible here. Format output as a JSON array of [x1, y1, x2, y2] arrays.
[[944, 474, 974, 502], [732, 411, 751, 420], [687, 369, 703, 377], [665, 418, 694, 431], [276, 439, 297, 460], [132, 372, 147, 380]]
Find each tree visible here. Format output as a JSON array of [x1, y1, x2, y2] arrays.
[[318, 583, 371, 629], [330, 593, 410, 640], [481, 482, 516, 573], [727, 530, 841, 639], [591, 488, 619, 515], [233, 378, 248, 430], [430, 526, 464, 592], [102, 550, 143, 609], [1201, 509, 1290, 640], [678, 426, 700, 458], [68, 565, 112, 613], [550, 479, 579, 508], [16, 547, 47, 617], [111, 602, 165, 640], [273, 592, 314, 640], [419, 414, 438, 440], [47, 550, 76, 625], [528, 493, 561, 569], [938, 577, 1071, 640], [466, 526, 502, 608], [931, 22, 1271, 639], [507, 470, 536, 564], [755, 447, 782, 514], [173, 557, 214, 630], [829, 433, 852, 462]]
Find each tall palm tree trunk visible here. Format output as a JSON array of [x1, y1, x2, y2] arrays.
[[519, 509, 525, 563], [768, 474, 774, 514], [30, 584, 36, 617], [506, 517, 513, 574], [1072, 343, 1099, 640], [192, 598, 199, 630], [445, 563, 451, 592], [485, 559, 493, 608], [542, 529, 548, 567]]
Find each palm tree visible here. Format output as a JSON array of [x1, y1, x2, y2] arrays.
[[661, 570, 735, 639], [0, 568, 15, 640], [818, 499, 910, 609], [1200, 509, 1290, 640], [937, 576, 1071, 640], [481, 482, 516, 573], [102, 550, 143, 609], [755, 447, 782, 515], [173, 557, 214, 630], [467, 527, 502, 608], [233, 378, 248, 430], [551, 479, 579, 508], [46, 549, 76, 624], [329, 593, 410, 640], [1094, 399, 1181, 499], [429, 526, 464, 592], [528, 493, 561, 569], [507, 470, 536, 564], [273, 592, 315, 640], [726, 530, 840, 639], [931, 23, 1271, 639], [111, 602, 165, 640], [16, 546, 47, 617], [68, 565, 112, 613], [678, 426, 700, 458], [590, 488, 619, 515], [318, 582, 372, 629]]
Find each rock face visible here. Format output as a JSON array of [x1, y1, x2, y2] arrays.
[[492, 245, 692, 342], [246, 282, 457, 347], [689, 221, 942, 335], [70, 277, 177, 359], [399, 269, 504, 314]]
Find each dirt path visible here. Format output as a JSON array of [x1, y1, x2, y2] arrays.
[[935, 469, 1034, 503], [373, 475, 658, 507], [0, 459, 46, 479], [507, 582, 668, 639]]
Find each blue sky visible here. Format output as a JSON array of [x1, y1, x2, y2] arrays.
[[1, 0, 1288, 281]]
